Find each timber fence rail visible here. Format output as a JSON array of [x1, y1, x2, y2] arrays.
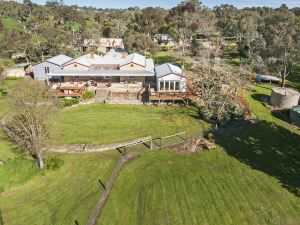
[[49, 136, 153, 153], [86, 153, 140, 225]]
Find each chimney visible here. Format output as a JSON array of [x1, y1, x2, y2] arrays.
[[90, 52, 94, 59], [122, 52, 127, 59]]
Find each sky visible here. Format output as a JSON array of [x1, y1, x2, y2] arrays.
[[16, 0, 300, 9]]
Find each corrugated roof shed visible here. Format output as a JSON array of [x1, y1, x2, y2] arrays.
[[47, 54, 73, 66], [155, 63, 184, 78]]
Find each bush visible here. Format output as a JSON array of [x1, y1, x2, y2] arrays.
[[59, 98, 79, 107], [0, 87, 8, 96], [206, 132, 215, 141], [46, 157, 65, 170], [82, 91, 95, 100]]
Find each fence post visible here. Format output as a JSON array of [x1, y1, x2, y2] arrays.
[[160, 138, 162, 148], [185, 132, 188, 142], [150, 137, 153, 150]]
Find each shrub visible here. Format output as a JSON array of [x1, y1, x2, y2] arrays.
[[206, 132, 215, 141], [59, 98, 79, 107], [46, 157, 65, 170], [82, 91, 95, 100]]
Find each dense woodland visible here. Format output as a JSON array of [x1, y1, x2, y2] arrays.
[[0, 0, 299, 79]]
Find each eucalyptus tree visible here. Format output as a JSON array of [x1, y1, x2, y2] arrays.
[[260, 7, 300, 87]]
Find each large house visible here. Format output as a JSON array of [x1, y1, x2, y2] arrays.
[[33, 51, 187, 94]]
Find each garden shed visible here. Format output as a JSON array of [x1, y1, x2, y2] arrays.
[[290, 106, 300, 127], [270, 87, 300, 108]]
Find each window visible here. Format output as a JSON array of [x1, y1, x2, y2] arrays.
[[129, 76, 135, 79], [75, 76, 80, 79], [160, 81, 164, 91], [74, 64, 78, 68], [170, 81, 175, 91], [44, 67, 50, 74], [131, 64, 134, 67], [175, 81, 180, 91], [165, 81, 170, 91], [104, 76, 110, 79]]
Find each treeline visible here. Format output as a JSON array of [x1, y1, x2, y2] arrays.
[[0, 0, 299, 80]]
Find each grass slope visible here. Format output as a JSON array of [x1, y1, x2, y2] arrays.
[[57, 104, 209, 145], [98, 85, 300, 225], [99, 150, 300, 225], [0, 152, 119, 225], [0, 17, 21, 39], [0, 79, 23, 160]]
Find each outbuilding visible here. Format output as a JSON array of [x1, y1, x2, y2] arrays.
[[290, 106, 300, 127], [155, 63, 186, 92], [270, 87, 300, 108]]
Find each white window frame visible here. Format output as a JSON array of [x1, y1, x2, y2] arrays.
[[45, 67, 50, 74], [74, 76, 80, 79], [160, 81, 180, 92], [129, 76, 135, 79]]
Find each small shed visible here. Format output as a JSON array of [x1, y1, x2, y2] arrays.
[[270, 87, 300, 108], [290, 106, 300, 127], [2, 67, 25, 78], [155, 63, 186, 92]]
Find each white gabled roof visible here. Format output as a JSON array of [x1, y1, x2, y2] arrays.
[[47, 54, 73, 66], [120, 53, 146, 67], [63, 53, 102, 67], [155, 63, 184, 78]]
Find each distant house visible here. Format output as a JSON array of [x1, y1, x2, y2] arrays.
[[2, 63, 32, 78], [153, 34, 175, 48], [82, 38, 124, 54], [32, 54, 73, 80], [155, 63, 187, 92]]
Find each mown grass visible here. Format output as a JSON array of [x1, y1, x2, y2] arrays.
[[0, 152, 119, 225], [0, 79, 23, 160], [99, 149, 300, 225], [57, 104, 209, 146], [97, 84, 300, 225]]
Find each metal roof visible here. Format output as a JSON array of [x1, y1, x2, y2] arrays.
[[93, 51, 125, 65], [155, 63, 184, 78], [63, 53, 102, 67], [120, 53, 146, 67], [47, 54, 73, 66], [48, 69, 154, 77]]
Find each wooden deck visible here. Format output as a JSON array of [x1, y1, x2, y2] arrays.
[[50, 86, 87, 97]]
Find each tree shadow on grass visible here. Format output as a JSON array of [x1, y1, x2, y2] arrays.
[[251, 93, 270, 104], [215, 120, 300, 196]]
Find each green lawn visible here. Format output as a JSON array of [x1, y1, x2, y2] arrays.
[[97, 85, 300, 225], [0, 79, 23, 160], [57, 104, 209, 145], [0, 152, 119, 225], [1, 82, 300, 225], [99, 150, 299, 225]]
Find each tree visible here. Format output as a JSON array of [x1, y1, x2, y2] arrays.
[[260, 8, 300, 87], [124, 32, 159, 54], [135, 7, 167, 36], [3, 80, 58, 169], [189, 63, 249, 124]]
